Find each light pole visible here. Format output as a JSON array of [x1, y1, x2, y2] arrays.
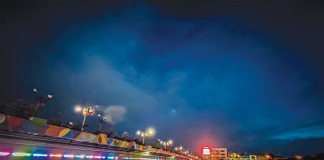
[[98, 114, 107, 132], [136, 129, 154, 144], [158, 139, 172, 150], [175, 146, 183, 152], [33, 88, 52, 117], [75, 106, 95, 131]]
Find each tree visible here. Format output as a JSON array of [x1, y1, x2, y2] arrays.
[[286, 158, 297, 160], [106, 130, 117, 138], [314, 152, 324, 160], [122, 131, 133, 141], [303, 155, 314, 160], [267, 153, 275, 159], [70, 121, 90, 131], [0, 96, 36, 119], [134, 138, 144, 145]]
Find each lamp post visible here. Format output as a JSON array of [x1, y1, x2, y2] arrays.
[[175, 146, 183, 152], [136, 129, 154, 144], [33, 88, 52, 117], [75, 106, 95, 131], [98, 114, 107, 132], [158, 139, 172, 150]]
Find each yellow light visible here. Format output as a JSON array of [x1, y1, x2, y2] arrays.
[[168, 140, 173, 144], [75, 106, 82, 112], [147, 128, 155, 136]]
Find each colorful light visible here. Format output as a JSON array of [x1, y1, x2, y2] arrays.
[[76, 155, 85, 158], [12, 152, 31, 157], [33, 153, 48, 157], [50, 154, 63, 158], [102, 156, 106, 159], [64, 154, 75, 158], [108, 157, 114, 159], [83, 108, 87, 116], [94, 156, 101, 159], [0, 152, 10, 156]]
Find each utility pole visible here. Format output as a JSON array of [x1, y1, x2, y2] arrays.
[[98, 114, 107, 132], [33, 88, 52, 117]]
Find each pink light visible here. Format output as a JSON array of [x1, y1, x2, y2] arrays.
[[94, 156, 101, 159]]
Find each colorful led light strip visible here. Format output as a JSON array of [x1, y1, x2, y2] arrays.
[[76, 155, 85, 158], [94, 156, 101, 159], [86, 155, 94, 159], [64, 154, 75, 158], [33, 153, 48, 157], [12, 152, 31, 157], [101, 156, 106, 159], [50, 154, 63, 158], [108, 157, 114, 159], [0, 152, 10, 156]]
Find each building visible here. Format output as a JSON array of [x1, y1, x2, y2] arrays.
[[228, 153, 237, 160], [209, 148, 227, 160]]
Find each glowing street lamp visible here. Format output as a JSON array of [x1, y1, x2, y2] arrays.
[[265, 155, 270, 160], [136, 128, 154, 144], [158, 139, 173, 150]]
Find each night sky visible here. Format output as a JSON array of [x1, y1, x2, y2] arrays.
[[1, 0, 324, 156]]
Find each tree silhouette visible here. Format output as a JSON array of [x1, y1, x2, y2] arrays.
[[0, 96, 36, 119], [267, 153, 275, 159], [105, 130, 117, 138]]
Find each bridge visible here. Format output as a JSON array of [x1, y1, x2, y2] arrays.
[[0, 114, 199, 160]]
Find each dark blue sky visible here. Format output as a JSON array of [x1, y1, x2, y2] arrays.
[[1, 0, 324, 156]]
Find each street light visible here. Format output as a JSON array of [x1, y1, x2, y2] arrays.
[[136, 129, 155, 144], [158, 139, 173, 150], [33, 88, 52, 117], [75, 106, 95, 131], [296, 156, 301, 160], [75, 106, 82, 112]]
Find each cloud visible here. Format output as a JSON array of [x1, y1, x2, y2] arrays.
[[271, 123, 324, 141], [104, 105, 127, 124]]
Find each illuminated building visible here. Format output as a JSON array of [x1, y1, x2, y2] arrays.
[[203, 148, 227, 160]]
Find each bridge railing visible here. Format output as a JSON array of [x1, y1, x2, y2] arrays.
[[0, 114, 196, 159]]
